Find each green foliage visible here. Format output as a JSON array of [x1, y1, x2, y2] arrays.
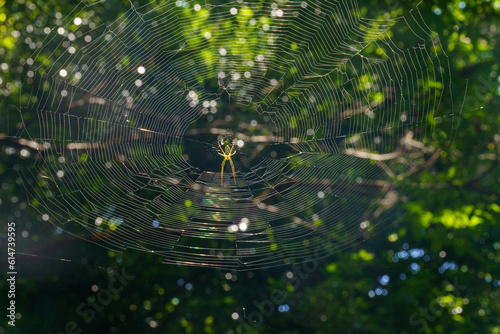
[[0, 0, 499, 333]]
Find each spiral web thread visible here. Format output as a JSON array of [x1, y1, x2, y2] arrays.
[[3, 0, 455, 270]]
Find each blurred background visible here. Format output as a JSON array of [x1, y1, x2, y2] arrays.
[[0, 0, 499, 333]]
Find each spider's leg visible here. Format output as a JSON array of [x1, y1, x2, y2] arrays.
[[229, 140, 236, 155], [217, 141, 226, 155], [218, 153, 225, 157], [228, 157, 236, 184], [221, 159, 226, 186]]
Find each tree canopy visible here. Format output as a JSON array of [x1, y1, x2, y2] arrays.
[[0, 0, 499, 333]]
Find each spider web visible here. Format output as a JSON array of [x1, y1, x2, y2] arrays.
[[2, 0, 457, 270]]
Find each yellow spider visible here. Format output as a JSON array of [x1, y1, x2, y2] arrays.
[[217, 140, 237, 185]]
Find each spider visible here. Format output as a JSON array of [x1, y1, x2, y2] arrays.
[[217, 139, 237, 185]]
